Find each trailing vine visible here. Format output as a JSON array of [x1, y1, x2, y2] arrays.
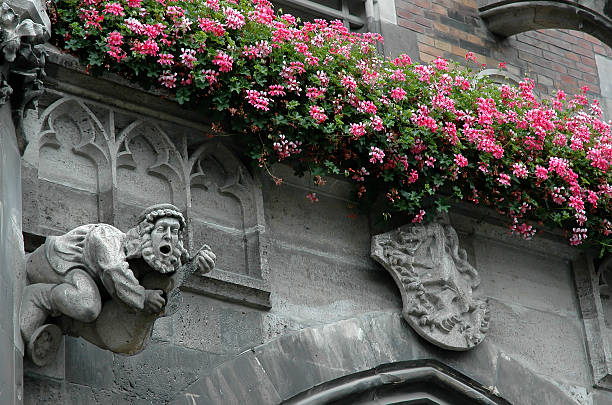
[[53, 0, 612, 253]]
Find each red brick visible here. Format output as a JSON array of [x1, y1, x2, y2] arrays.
[[593, 44, 608, 56], [550, 63, 567, 74], [565, 67, 583, 80], [412, 0, 431, 8], [575, 63, 596, 75], [580, 55, 596, 67], [563, 52, 580, 62], [432, 22, 450, 34], [412, 15, 434, 28], [418, 43, 444, 56], [419, 52, 437, 63], [542, 50, 577, 68], [398, 19, 430, 34], [417, 34, 435, 46], [430, 3, 447, 15], [396, 4, 425, 17], [432, 0, 454, 8], [582, 73, 599, 84], [560, 74, 577, 85], [512, 40, 543, 57]]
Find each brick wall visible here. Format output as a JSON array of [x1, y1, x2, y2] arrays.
[[394, 0, 612, 100]]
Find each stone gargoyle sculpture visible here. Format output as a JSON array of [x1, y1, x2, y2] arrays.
[[371, 220, 489, 350], [20, 204, 216, 366]]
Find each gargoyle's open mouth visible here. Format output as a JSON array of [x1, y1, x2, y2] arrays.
[[159, 244, 171, 255]]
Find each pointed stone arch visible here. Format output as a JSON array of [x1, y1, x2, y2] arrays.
[[169, 312, 579, 405], [479, 1, 612, 48]]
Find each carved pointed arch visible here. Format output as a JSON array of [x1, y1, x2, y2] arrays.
[[116, 121, 188, 208], [169, 312, 576, 405], [24, 88, 271, 308], [479, 1, 612, 48], [183, 140, 271, 308]]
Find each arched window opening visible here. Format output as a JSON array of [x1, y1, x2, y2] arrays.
[[285, 361, 510, 405]]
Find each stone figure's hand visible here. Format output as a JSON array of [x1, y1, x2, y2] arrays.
[[195, 244, 216, 275], [144, 289, 165, 313]]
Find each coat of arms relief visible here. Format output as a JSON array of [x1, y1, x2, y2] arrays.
[[372, 221, 490, 350]]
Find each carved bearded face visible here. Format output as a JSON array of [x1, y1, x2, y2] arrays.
[[142, 217, 183, 274]]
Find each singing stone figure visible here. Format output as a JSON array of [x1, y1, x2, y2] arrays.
[[20, 204, 216, 366]]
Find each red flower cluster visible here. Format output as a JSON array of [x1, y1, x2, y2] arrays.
[[55, 0, 612, 253]]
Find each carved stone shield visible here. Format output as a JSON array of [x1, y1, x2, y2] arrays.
[[371, 221, 490, 350]]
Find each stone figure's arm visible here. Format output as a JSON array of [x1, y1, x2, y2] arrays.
[[90, 225, 146, 310], [101, 261, 146, 310]]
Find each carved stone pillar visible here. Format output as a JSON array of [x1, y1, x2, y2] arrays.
[[0, 1, 49, 403]]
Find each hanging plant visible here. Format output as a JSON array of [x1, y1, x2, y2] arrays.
[[52, 0, 612, 253]]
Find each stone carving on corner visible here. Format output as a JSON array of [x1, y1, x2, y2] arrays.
[[0, 1, 49, 154], [371, 221, 490, 350], [20, 203, 216, 366]]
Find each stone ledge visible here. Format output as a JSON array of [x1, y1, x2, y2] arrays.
[[182, 270, 271, 310], [42, 45, 215, 133]]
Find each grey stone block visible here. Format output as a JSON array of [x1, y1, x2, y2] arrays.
[[169, 351, 282, 405], [253, 312, 424, 401], [486, 298, 590, 385], [0, 328, 16, 404], [473, 237, 577, 317], [35, 180, 98, 233], [594, 389, 612, 405], [65, 337, 113, 389], [24, 376, 65, 405], [24, 338, 65, 381], [65, 383, 114, 405], [262, 173, 371, 259], [255, 317, 380, 400], [172, 293, 264, 354], [112, 342, 226, 403], [495, 353, 579, 405], [268, 242, 400, 325], [3, 0, 50, 32], [379, 21, 419, 60]]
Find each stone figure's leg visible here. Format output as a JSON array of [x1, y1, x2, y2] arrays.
[[21, 268, 102, 366], [20, 283, 62, 366], [50, 269, 102, 323]]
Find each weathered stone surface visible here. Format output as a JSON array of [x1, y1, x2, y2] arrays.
[[596, 55, 612, 120], [1, 93, 25, 404], [111, 343, 226, 404], [486, 297, 589, 385], [269, 241, 400, 324], [169, 351, 282, 405], [24, 377, 64, 404], [379, 22, 419, 59], [3, 0, 50, 33], [172, 311, 580, 404], [473, 236, 576, 317], [172, 293, 264, 354], [23, 92, 271, 307], [372, 221, 490, 350], [495, 353, 579, 405], [64, 337, 113, 388]]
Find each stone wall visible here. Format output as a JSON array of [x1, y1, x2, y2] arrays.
[[15, 0, 612, 401], [18, 48, 612, 405], [0, 89, 25, 404]]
